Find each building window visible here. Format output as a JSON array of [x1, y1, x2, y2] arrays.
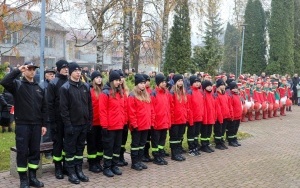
[[4, 32, 19, 44], [45, 36, 55, 48]]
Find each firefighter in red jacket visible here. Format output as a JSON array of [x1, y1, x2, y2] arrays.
[[169, 74, 191, 161], [99, 71, 126, 177], [86, 71, 103, 173], [214, 79, 230, 150], [187, 75, 203, 156], [267, 82, 275, 118], [278, 77, 288, 116], [227, 82, 242, 147], [253, 81, 264, 120], [128, 74, 154, 171], [151, 74, 171, 165], [200, 80, 216, 153], [141, 74, 153, 162]]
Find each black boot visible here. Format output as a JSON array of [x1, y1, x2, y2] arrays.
[[171, 147, 184, 161], [138, 149, 148, 169], [117, 148, 128, 166], [111, 166, 122, 175], [103, 167, 114, 177], [159, 149, 170, 157], [95, 157, 103, 172], [19, 172, 29, 188], [152, 151, 164, 165], [54, 162, 64, 179], [75, 165, 89, 182], [62, 159, 68, 176], [131, 151, 142, 171], [234, 138, 241, 146], [88, 159, 101, 173], [67, 167, 80, 184], [207, 144, 215, 152], [215, 143, 225, 150], [228, 138, 238, 147], [142, 144, 153, 162], [29, 169, 44, 187], [220, 139, 228, 149]]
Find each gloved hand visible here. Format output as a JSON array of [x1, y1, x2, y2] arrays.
[[102, 128, 108, 135], [65, 125, 74, 135]]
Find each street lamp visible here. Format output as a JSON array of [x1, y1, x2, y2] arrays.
[[240, 24, 247, 76], [235, 45, 239, 78], [39, 0, 46, 83]]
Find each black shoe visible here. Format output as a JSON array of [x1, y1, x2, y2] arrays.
[[103, 168, 114, 177], [171, 154, 184, 161], [138, 162, 148, 169], [153, 156, 165, 165], [131, 163, 143, 171], [160, 150, 170, 157], [29, 170, 44, 187], [207, 145, 215, 152], [142, 155, 153, 162], [160, 157, 168, 165], [111, 166, 122, 175], [228, 142, 238, 147], [116, 158, 128, 167], [19, 172, 29, 188], [96, 163, 103, 172], [179, 154, 186, 161], [89, 163, 101, 173], [54, 162, 64, 179], [220, 142, 228, 149], [68, 173, 80, 184], [215, 144, 225, 150], [75, 165, 89, 182], [200, 146, 211, 153], [235, 140, 241, 146]]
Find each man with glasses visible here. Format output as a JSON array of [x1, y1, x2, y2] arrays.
[[0, 62, 47, 188]]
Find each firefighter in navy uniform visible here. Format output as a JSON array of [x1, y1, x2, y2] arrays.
[[59, 62, 92, 184], [0, 62, 47, 188], [47, 60, 69, 179]]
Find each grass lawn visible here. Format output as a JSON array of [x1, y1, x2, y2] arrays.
[[0, 126, 251, 172]]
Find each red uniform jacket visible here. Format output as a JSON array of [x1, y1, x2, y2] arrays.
[[228, 92, 242, 120], [169, 90, 191, 125], [187, 86, 204, 123], [278, 85, 287, 98], [99, 84, 126, 130], [214, 91, 231, 120], [127, 92, 154, 131], [151, 87, 171, 130], [91, 88, 101, 126], [253, 89, 264, 104], [146, 86, 152, 95], [202, 90, 216, 125]]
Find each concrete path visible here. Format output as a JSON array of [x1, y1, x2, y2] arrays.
[[1, 107, 300, 188]]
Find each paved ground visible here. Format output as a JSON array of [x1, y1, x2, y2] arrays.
[[1, 107, 300, 188]]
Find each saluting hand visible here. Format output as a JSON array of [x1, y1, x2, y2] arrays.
[[18, 65, 28, 73], [41, 127, 47, 136]]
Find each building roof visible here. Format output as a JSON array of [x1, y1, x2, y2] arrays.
[[4, 10, 68, 32]]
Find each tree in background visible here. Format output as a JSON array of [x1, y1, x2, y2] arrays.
[[267, 0, 294, 74], [164, 0, 191, 74], [294, 0, 300, 74], [243, 0, 266, 74], [192, 0, 223, 75], [222, 22, 240, 75]]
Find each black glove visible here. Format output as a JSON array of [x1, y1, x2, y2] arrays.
[[102, 128, 108, 135], [65, 125, 74, 135]]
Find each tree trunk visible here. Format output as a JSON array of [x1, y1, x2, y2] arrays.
[[132, 0, 144, 73], [96, 24, 104, 71], [160, 0, 170, 72], [122, 0, 132, 71]]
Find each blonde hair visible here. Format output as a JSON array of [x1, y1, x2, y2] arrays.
[[92, 79, 103, 97], [133, 86, 151, 103], [171, 83, 187, 102], [121, 79, 129, 97], [110, 82, 123, 98]]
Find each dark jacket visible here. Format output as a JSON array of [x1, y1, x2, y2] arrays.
[[47, 74, 68, 123], [0, 69, 47, 125], [59, 79, 92, 127]]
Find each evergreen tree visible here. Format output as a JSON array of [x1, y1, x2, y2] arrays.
[[164, 0, 191, 74], [267, 0, 295, 74], [294, 0, 300, 74], [222, 22, 240, 75], [243, 0, 266, 75]]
